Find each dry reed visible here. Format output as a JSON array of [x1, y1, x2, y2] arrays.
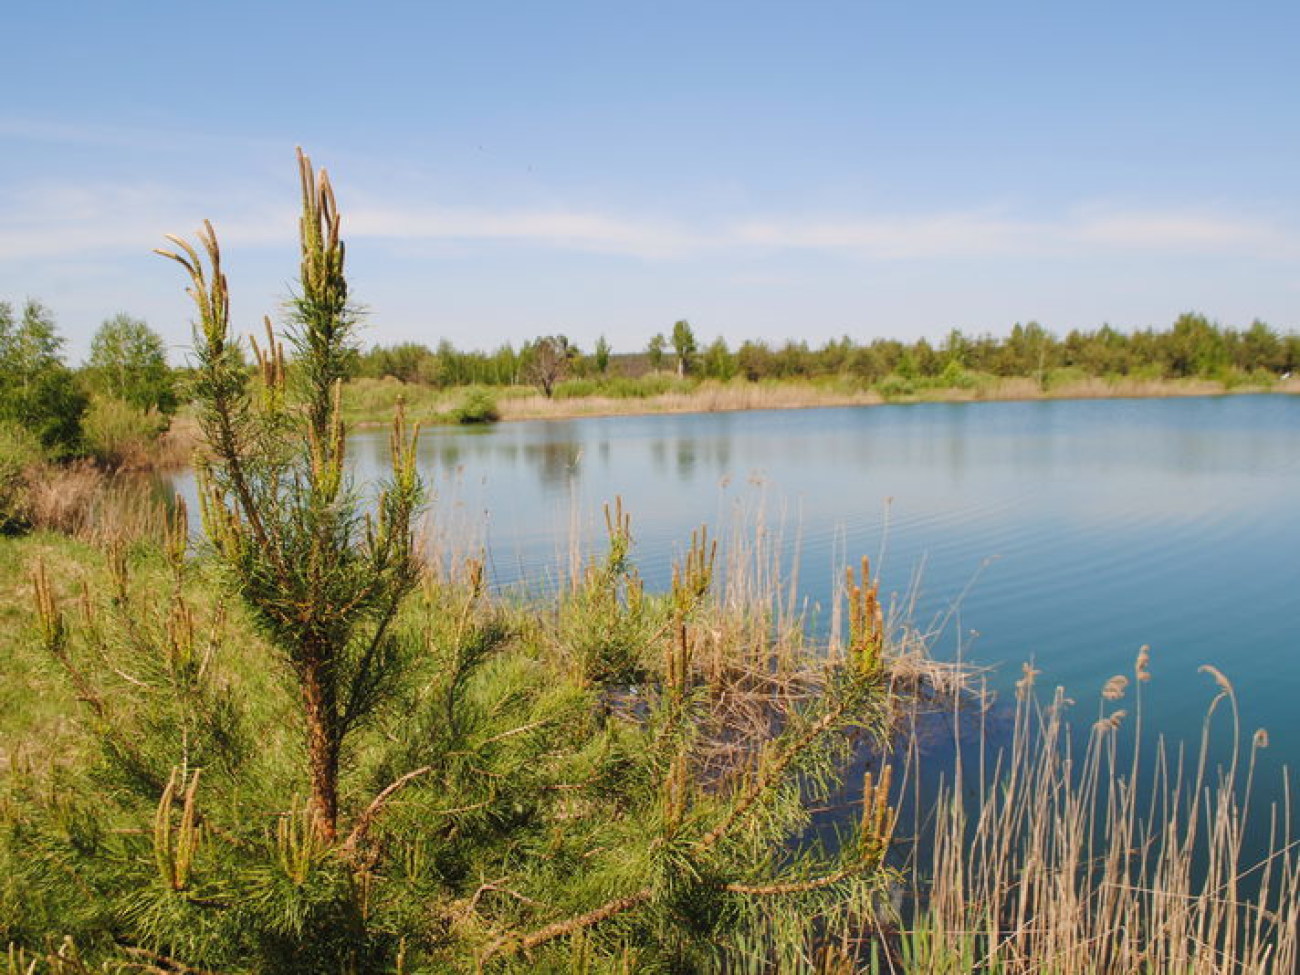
[[872, 650, 1298, 974], [20, 462, 171, 547]]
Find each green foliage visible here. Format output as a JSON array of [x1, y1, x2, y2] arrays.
[[876, 375, 915, 400], [0, 300, 87, 456], [84, 313, 178, 415], [701, 337, 736, 380], [0, 421, 45, 533], [593, 334, 612, 375], [4, 520, 897, 971], [345, 315, 1299, 408], [557, 501, 661, 683], [938, 359, 974, 390], [80, 395, 169, 469], [549, 373, 693, 401], [157, 150, 423, 842], [646, 333, 667, 371], [451, 386, 500, 424], [671, 320, 698, 377], [355, 340, 439, 384]]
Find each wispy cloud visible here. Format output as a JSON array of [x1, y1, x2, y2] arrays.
[[731, 210, 1038, 260], [2, 174, 1295, 266], [1066, 207, 1296, 254], [335, 200, 1300, 263], [0, 179, 293, 261], [347, 204, 704, 259]]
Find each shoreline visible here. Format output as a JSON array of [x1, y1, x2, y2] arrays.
[[348, 374, 1300, 428], [154, 377, 1299, 459]]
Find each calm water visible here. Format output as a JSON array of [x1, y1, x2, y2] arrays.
[[172, 394, 1300, 791]]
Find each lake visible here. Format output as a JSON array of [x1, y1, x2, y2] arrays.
[[171, 393, 1300, 797]]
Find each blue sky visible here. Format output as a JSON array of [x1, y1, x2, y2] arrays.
[[3, 1, 1297, 363]]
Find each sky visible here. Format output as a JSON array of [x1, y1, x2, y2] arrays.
[[2, 0, 1298, 364]]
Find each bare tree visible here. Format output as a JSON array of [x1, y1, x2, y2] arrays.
[[524, 334, 575, 397]]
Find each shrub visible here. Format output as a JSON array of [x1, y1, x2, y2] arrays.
[[876, 375, 915, 400], [552, 377, 600, 399], [939, 359, 976, 389], [0, 421, 44, 533], [81, 395, 169, 470], [450, 386, 500, 423], [1042, 365, 1089, 390]]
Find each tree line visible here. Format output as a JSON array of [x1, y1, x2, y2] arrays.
[[5, 297, 1296, 456], [353, 315, 1299, 395]]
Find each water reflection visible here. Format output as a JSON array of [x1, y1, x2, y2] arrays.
[[163, 396, 1300, 799]]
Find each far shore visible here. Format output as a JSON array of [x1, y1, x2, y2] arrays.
[[151, 375, 1297, 465], [344, 374, 1300, 428], [490, 375, 1300, 423]]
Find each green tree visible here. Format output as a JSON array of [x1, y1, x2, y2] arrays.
[[647, 332, 667, 371], [85, 313, 178, 414], [594, 333, 611, 375], [999, 321, 1054, 381], [1166, 312, 1228, 378], [736, 339, 774, 381], [0, 299, 87, 454], [671, 319, 697, 377], [942, 328, 971, 369], [910, 338, 940, 378], [1240, 320, 1283, 373], [701, 336, 735, 380], [158, 149, 422, 841]]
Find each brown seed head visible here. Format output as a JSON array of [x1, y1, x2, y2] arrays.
[[1102, 674, 1129, 701]]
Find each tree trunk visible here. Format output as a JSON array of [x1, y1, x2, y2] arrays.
[[302, 665, 340, 842]]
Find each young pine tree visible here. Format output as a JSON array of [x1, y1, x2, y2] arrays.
[[157, 149, 423, 843]]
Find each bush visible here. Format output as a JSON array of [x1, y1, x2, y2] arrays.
[[876, 375, 916, 400], [450, 386, 500, 423], [546, 374, 695, 400], [0, 421, 44, 533], [939, 359, 977, 390], [81, 395, 169, 470]]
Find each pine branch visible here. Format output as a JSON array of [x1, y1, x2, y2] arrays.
[[696, 693, 852, 853], [340, 764, 434, 855], [479, 888, 652, 964], [119, 945, 221, 975], [723, 865, 863, 897]]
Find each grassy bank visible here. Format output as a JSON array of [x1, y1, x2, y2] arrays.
[[0, 501, 957, 970], [4, 506, 1296, 972], [340, 373, 1300, 428]]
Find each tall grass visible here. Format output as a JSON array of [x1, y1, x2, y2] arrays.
[[16, 464, 171, 547], [870, 652, 1298, 974]]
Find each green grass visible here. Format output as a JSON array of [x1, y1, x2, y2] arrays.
[[0, 500, 911, 971]]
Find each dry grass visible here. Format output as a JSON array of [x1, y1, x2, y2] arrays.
[[20, 463, 171, 547], [497, 380, 886, 421], [869, 652, 1298, 974], [359, 374, 1299, 426], [147, 413, 201, 469]]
